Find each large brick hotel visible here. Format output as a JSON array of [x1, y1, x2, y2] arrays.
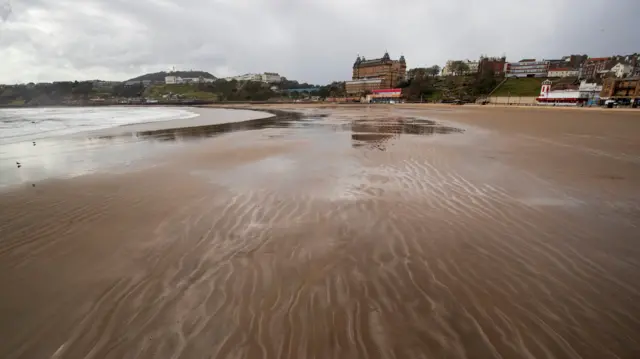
[[346, 52, 406, 95]]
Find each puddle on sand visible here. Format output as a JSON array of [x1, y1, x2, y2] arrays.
[[94, 113, 464, 151], [350, 117, 464, 151]]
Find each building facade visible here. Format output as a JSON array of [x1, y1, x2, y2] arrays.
[[345, 78, 383, 94], [547, 68, 579, 78], [600, 77, 640, 99], [580, 57, 610, 79], [368, 88, 403, 103], [260, 72, 282, 83], [349, 52, 406, 94], [537, 79, 583, 105], [478, 56, 507, 77], [546, 55, 588, 70], [165, 76, 181, 84], [165, 76, 215, 84], [504, 59, 549, 78], [610, 63, 633, 78], [226, 73, 262, 82], [224, 72, 282, 83], [536, 79, 603, 106], [578, 80, 603, 105], [564, 54, 588, 69]]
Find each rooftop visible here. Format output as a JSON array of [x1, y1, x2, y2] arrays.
[[354, 52, 405, 68]]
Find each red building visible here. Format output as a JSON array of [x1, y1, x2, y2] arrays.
[[478, 56, 506, 77], [370, 88, 402, 103]]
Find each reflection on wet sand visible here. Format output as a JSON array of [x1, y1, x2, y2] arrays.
[[130, 112, 463, 151], [1, 107, 639, 359], [108, 110, 303, 142], [351, 118, 464, 150]]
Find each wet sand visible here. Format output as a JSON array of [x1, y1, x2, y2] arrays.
[[1, 105, 639, 358], [0, 107, 275, 188]]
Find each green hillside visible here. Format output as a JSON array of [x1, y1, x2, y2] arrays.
[[145, 84, 218, 100], [491, 77, 579, 96], [143, 81, 276, 101], [491, 78, 544, 96]]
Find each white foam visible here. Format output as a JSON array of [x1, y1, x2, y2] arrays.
[[0, 106, 199, 144]]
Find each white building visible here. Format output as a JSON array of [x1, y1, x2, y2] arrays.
[[505, 59, 549, 78], [536, 79, 602, 106], [225, 73, 261, 82], [610, 63, 633, 78], [165, 76, 215, 84], [183, 77, 215, 84], [225, 72, 282, 83], [165, 76, 183, 84], [547, 68, 579, 78], [578, 80, 602, 104], [260, 72, 282, 83]]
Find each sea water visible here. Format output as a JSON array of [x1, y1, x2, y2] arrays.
[[0, 106, 203, 187], [0, 106, 199, 145]]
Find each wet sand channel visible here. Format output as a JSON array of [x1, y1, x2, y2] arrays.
[[0, 105, 639, 358]]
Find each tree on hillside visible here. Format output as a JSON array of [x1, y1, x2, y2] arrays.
[[328, 82, 346, 97], [314, 81, 345, 98], [451, 61, 470, 76], [426, 65, 441, 77], [470, 69, 497, 96], [407, 68, 427, 80], [112, 83, 144, 98], [402, 75, 436, 101], [279, 77, 318, 90], [71, 81, 94, 99], [317, 87, 330, 99]]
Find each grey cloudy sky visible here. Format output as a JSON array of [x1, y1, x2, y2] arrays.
[[0, 0, 638, 84]]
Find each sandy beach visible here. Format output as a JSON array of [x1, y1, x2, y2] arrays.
[[1, 105, 639, 359]]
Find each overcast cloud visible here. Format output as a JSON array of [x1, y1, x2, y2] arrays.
[[0, 0, 638, 84]]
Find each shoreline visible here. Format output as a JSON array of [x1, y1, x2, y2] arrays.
[[0, 107, 295, 189], [4, 100, 640, 112]]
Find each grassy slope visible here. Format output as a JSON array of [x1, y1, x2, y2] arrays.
[[491, 78, 544, 96], [145, 84, 218, 100], [491, 77, 579, 97]]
